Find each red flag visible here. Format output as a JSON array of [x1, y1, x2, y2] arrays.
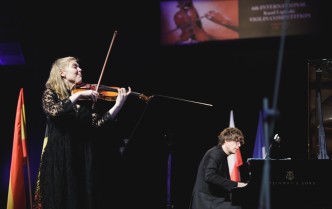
[[7, 88, 28, 209], [228, 110, 243, 181]]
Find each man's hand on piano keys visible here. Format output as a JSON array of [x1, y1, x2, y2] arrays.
[[237, 182, 248, 187]]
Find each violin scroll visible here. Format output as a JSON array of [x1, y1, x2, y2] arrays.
[[130, 91, 151, 103]]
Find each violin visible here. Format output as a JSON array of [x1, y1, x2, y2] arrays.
[[72, 83, 151, 102], [174, 0, 212, 42]]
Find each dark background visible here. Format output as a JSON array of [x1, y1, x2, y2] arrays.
[[1, 0, 332, 209]]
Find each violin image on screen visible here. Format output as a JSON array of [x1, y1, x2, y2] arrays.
[[72, 83, 151, 102], [174, 0, 212, 42]]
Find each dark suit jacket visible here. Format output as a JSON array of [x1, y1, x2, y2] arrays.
[[189, 146, 241, 209]]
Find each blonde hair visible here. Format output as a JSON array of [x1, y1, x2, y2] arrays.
[[45, 56, 78, 100], [218, 127, 245, 146]]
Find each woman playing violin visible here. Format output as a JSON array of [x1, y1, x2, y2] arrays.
[[33, 56, 131, 209]]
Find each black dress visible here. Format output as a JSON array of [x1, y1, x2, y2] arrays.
[[33, 88, 114, 209]]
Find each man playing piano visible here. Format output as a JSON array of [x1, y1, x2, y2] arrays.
[[189, 127, 247, 209]]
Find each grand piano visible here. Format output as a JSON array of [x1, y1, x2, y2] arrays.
[[231, 59, 332, 209], [231, 159, 332, 209]]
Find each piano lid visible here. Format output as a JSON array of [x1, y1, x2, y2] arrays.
[[308, 59, 332, 158]]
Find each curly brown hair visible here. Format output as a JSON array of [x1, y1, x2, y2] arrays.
[[218, 127, 245, 146]]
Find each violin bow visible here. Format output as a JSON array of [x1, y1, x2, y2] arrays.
[[95, 30, 118, 92]]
